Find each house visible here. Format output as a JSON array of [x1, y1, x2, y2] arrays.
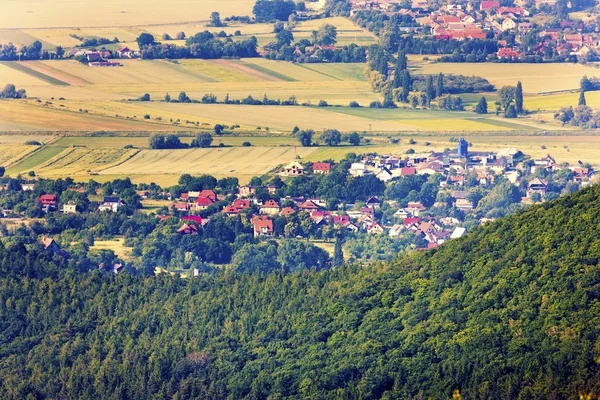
[[253, 217, 274, 237], [313, 162, 332, 175], [41, 237, 60, 253], [400, 167, 417, 176], [311, 210, 331, 224], [182, 215, 203, 226], [239, 185, 256, 197], [451, 227, 466, 239], [349, 163, 368, 177], [406, 202, 426, 216], [389, 224, 404, 237], [280, 206, 296, 216], [178, 223, 199, 235], [173, 202, 191, 213], [260, 199, 281, 215], [117, 47, 133, 58], [298, 200, 321, 211], [39, 194, 57, 212], [359, 207, 375, 217], [21, 183, 35, 191], [498, 48, 520, 59], [62, 203, 78, 214], [455, 198, 474, 210], [198, 190, 217, 201], [224, 199, 252, 215], [332, 215, 350, 226], [527, 178, 548, 197], [195, 196, 215, 210], [281, 162, 306, 176], [480, 1, 499, 10], [365, 196, 381, 209], [98, 197, 123, 212], [367, 223, 386, 235], [394, 208, 411, 219], [501, 18, 516, 31], [375, 167, 394, 182]]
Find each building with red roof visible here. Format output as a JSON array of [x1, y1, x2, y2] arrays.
[[312, 162, 332, 175]]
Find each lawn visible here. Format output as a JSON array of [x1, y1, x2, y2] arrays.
[[415, 62, 600, 94]]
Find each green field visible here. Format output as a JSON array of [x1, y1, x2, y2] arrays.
[[6, 147, 66, 175]]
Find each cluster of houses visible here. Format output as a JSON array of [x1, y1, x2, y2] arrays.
[[68, 47, 137, 66], [350, 0, 599, 60], [166, 138, 594, 249]]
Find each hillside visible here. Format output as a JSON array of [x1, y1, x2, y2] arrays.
[[1, 186, 600, 398]]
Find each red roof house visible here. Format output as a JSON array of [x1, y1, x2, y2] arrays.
[[312, 162, 332, 175], [253, 218, 274, 237], [39, 194, 57, 205]]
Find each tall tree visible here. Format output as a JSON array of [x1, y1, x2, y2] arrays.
[[475, 96, 488, 114], [332, 234, 344, 267], [400, 70, 411, 103], [426, 75, 435, 103], [436, 73, 444, 98], [579, 88, 587, 106], [392, 50, 407, 89], [515, 81, 523, 114]]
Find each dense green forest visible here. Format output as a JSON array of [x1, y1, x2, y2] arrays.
[[1, 186, 600, 399]]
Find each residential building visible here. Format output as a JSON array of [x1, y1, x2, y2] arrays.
[[313, 162, 332, 175]]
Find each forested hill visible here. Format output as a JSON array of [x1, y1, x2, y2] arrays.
[[1, 187, 600, 399]]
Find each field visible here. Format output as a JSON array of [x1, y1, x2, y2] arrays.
[[414, 63, 600, 94], [525, 90, 600, 112], [90, 238, 132, 260], [0, 0, 256, 29]]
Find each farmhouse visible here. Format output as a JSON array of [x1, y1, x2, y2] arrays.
[[39, 194, 57, 212], [62, 204, 78, 214], [177, 223, 198, 235], [260, 200, 281, 215], [312, 162, 332, 175], [41, 237, 60, 253]]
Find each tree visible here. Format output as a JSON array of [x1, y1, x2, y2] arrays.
[[332, 234, 344, 267], [515, 81, 523, 114], [347, 132, 361, 146], [275, 29, 294, 46], [410, 95, 419, 109], [193, 132, 213, 148], [383, 90, 397, 108], [436, 73, 444, 98], [426, 75, 435, 103], [498, 85, 516, 111], [313, 24, 337, 46], [210, 12, 223, 27], [0, 166, 4, 177], [579, 89, 587, 106], [214, 124, 224, 135], [175, 31, 186, 40], [149, 134, 165, 149], [55, 45, 65, 59], [392, 50, 407, 89], [321, 129, 342, 146], [505, 104, 517, 118], [1, 84, 16, 98], [400, 70, 411, 103], [165, 134, 182, 148], [296, 129, 313, 147], [139, 93, 150, 101], [164, 92, 171, 102], [178, 91, 190, 103], [475, 96, 488, 114], [253, 0, 296, 22], [136, 33, 155, 48]]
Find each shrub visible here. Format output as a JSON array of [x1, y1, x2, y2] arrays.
[[242, 141, 252, 146], [349, 101, 360, 108], [318, 100, 328, 107], [406, 148, 415, 154], [143, 114, 150, 119], [25, 141, 41, 146]]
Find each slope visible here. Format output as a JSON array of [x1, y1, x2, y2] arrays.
[[0, 186, 599, 399]]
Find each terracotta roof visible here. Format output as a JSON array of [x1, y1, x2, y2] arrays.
[[254, 219, 273, 233], [313, 162, 331, 171]]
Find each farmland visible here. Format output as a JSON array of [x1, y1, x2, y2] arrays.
[[414, 62, 600, 94]]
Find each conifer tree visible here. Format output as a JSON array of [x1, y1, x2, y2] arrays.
[[426, 75, 435, 103], [515, 81, 523, 114], [436, 73, 444, 98], [475, 96, 488, 114], [333, 234, 344, 267], [579, 88, 587, 106], [401, 70, 411, 103]]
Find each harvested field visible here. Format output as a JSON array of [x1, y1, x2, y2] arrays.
[[25, 61, 92, 85], [0, 62, 51, 86], [2, 62, 69, 85]]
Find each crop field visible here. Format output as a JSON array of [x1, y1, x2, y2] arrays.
[[525, 90, 600, 112], [5, 147, 66, 175], [415, 63, 600, 94], [52, 136, 298, 148], [0, 0, 256, 29], [10, 147, 139, 177], [99, 146, 318, 177], [0, 101, 194, 132], [0, 145, 39, 166]]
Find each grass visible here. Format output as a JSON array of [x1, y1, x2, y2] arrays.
[[298, 63, 368, 82], [90, 238, 132, 260], [1, 62, 69, 86], [6, 147, 66, 175], [525, 90, 600, 112]]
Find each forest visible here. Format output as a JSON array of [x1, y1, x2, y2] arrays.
[[0, 184, 599, 398]]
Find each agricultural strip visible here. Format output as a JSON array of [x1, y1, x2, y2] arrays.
[[210, 59, 280, 82], [25, 61, 92, 85], [100, 146, 319, 177], [0, 63, 50, 86], [1, 62, 69, 86], [248, 58, 338, 82], [176, 59, 255, 82], [6, 146, 66, 175]]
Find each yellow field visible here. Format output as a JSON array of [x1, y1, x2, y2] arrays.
[[525, 90, 600, 112], [100, 146, 318, 177], [397, 118, 513, 131], [19, 147, 139, 177], [0, 63, 50, 86], [0, 0, 256, 29], [0, 144, 39, 166], [90, 238, 132, 260], [415, 63, 600, 94]]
